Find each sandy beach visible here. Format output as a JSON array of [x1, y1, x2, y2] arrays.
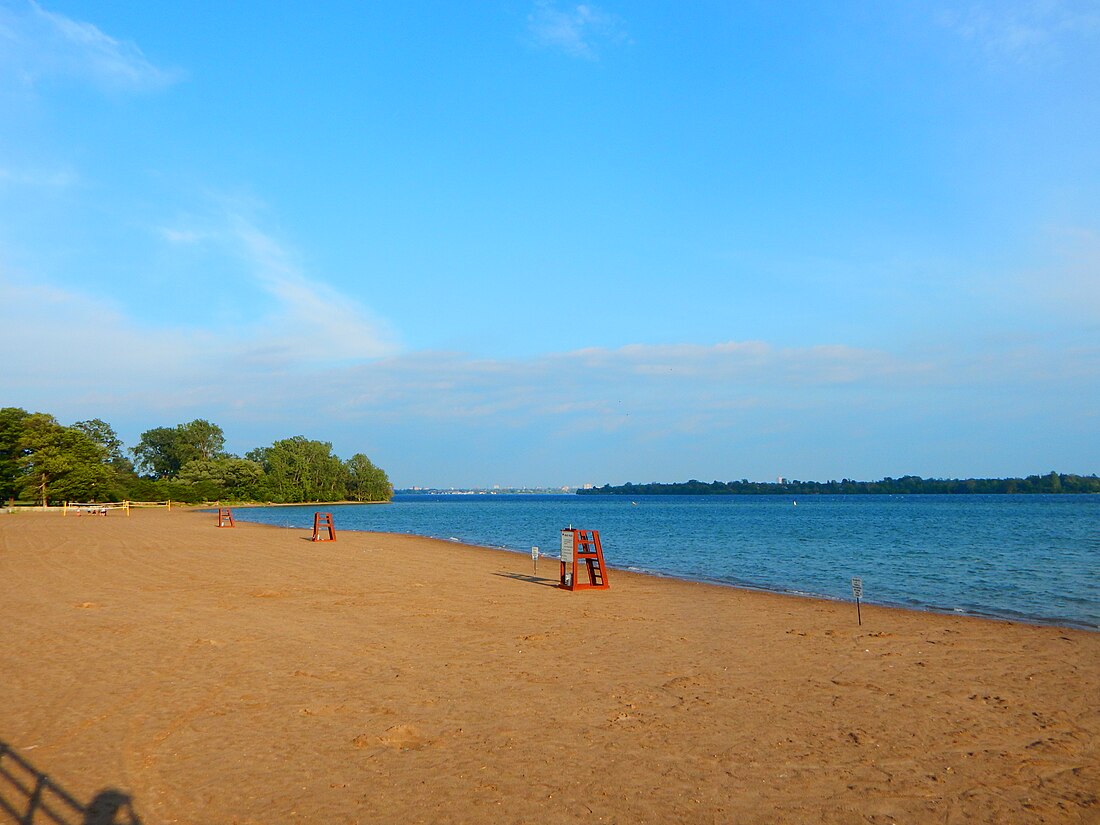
[[1, 508, 1097, 824]]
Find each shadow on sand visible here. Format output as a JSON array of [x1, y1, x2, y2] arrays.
[[492, 571, 561, 588], [0, 740, 142, 825]]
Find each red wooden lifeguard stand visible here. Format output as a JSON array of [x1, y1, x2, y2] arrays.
[[312, 512, 336, 542], [559, 528, 609, 591], [217, 507, 234, 528]]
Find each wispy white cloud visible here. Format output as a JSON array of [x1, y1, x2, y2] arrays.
[[227, 216, 399, 364], [0, 203, 399, 425], [0, 165, 77, 188], [0, 255, 920, 425], [157, 226, 207, 245], [7, 241, 1092, 435], [2, 260, 1094, 485], [0, 0, 181, 93], [152, 208, 400, 365], [0, 270, 216, 409], [527, 1, 628, 59], [233, 340, 934, 438], [937, 0, 1100, 63]]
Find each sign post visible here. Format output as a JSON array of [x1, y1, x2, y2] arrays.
[[560, 530, 575, 588], [531, 546, 539, 576], [851, 577, 863, 626]]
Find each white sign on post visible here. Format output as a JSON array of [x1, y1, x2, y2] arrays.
[[560, 529, 574, 564], [531, 546, 539, 561], [851, 576, 864, 625]]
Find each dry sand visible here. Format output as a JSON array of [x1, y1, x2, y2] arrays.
[[1, 507, 1097, 824]]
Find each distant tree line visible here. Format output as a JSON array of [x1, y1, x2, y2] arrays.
[[577, 472, 1100, 496], [0, 407, 392, 506]]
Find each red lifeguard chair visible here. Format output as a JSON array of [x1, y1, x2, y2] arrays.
[[312, 512, 336, 542], [217, 507, 234, 528], [559, 528, 609, 591]]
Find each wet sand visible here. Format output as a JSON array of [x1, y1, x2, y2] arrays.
[[1, 507, 1097, 824]]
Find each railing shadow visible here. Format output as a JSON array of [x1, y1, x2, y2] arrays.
[[0, 740, 142, 825], [492, 571, 560, 588]]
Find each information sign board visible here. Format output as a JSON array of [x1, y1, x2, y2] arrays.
[[560, 530, 574, 564]]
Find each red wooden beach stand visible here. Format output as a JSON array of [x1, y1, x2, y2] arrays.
[[559, 528, 609, 591], [312, 512, 336, 542]]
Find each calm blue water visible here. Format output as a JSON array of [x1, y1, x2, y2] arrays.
[[233, 494, 1100, 630]]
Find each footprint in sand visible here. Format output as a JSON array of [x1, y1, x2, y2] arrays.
[[355, 724, 432, 751], [1025, 735, 1078, 754], [299, 704, 348, 717], [661, 675, 711, 708]]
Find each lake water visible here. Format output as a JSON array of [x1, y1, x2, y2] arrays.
[[233, 494, 1100, 630]]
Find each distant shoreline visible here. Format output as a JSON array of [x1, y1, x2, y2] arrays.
[[581, 489, 1100, 496], [578, 471, 1099, 496]]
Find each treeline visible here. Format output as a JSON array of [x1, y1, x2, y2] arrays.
[[577, 472, 1100, 496], [0, 407, 392, 505]]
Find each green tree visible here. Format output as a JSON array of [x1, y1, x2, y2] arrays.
[[345, 453, 392, 502], [222, 458, 265, 498], [72, 418, 125, 463], [255, 436, 347, 502], [73, 418, 136, 482], [176, 419, 226, 464], [132, 426, 183, 478], [133, 419, 226, 478], [176, 457, 264, 500], [244, 446, 269, 465], [17, 414, 113, 504], [0, 407, 31, 501]]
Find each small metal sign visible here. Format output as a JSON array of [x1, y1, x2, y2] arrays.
[[560, 530, 574, 564], [851, 577, 863, 599], [531, 546, 539, 575]]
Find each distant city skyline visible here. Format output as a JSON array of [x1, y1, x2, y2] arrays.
[[2, 1, 1097, 488]]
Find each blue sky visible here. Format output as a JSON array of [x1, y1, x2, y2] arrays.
[[1, 1, 1097, 488]]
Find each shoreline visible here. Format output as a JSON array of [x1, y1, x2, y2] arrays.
[[227, 506, 1100, 634], [3, 507, 1097, 823], [6, 502, 1096, 630]]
